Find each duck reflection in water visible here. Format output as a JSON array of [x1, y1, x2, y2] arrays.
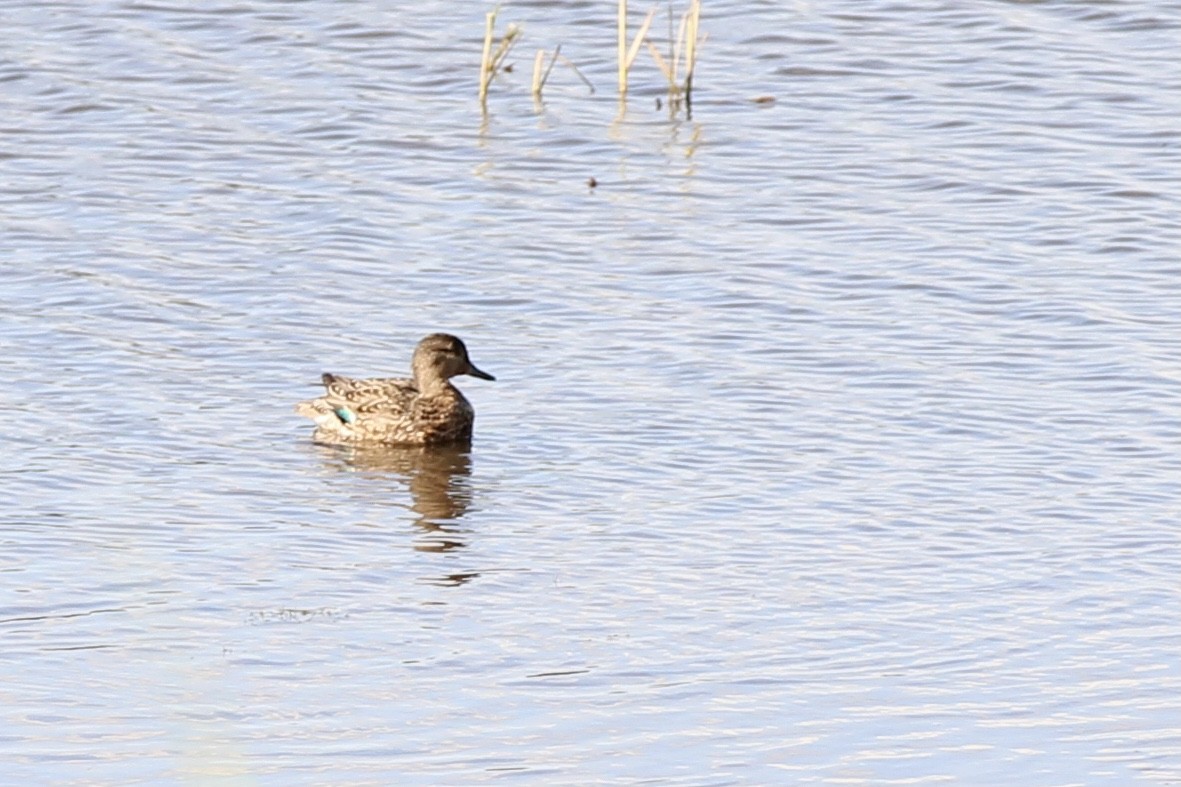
[[315, 443, 478, 560]]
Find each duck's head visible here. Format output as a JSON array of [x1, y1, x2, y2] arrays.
[[412, 333, 495, 389]]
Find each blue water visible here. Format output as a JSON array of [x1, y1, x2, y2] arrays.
[[2, 1, 1179, 783]]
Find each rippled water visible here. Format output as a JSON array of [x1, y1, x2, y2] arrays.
[[3, 0, 1179, 783]]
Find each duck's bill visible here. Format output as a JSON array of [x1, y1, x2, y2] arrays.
[[468, 364, 496, 381]]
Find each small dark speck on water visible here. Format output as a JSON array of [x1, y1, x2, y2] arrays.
[[587, 177, 597, 188]]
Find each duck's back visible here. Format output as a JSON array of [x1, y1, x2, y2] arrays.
[[295, 373, 474, 446], [321, 373, 418, 411]]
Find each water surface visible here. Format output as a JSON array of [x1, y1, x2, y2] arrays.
[[2, 0, 1179, 783]]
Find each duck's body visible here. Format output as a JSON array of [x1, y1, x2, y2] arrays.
[[295, 333, 494, 446]]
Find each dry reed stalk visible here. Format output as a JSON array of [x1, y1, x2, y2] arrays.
[[531, 44, 562, 99], [617, 0, 656, 95], [683, 0, 701, 108], [645, 0, 702, 114], [559, 54, 595, 94], [479, 8, 521, 105], [479, 11, 496, 104], [617, 0, 627, 94], [532, 50, 546, 97], [532, 46, 594, 103]]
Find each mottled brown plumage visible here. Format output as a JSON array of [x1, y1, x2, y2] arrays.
[[295, 333, 495, 446]]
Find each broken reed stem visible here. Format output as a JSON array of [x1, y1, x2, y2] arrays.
[[488, 25, 520, 76], [645, 0, 702, 114], [479, 10, 496, 105], [646, 40, 672, 87], [627, 10, 656, 76], [618, 0, 656, 95], [542, 45, 562, 89], [531, 44, 562, 99], [683, 0, 701, 105], [533, 46, 594, 102], [531, 50, 546, 97], [617, 0, 627, 94], [479, 8, 521, 106], [559, 54, 595, 94]]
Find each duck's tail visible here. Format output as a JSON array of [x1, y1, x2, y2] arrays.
[[294, 398, 339, 427]]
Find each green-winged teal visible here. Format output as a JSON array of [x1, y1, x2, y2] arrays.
[[295, 333, 495, 446]]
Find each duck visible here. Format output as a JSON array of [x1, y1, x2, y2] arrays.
[[295, 333, 495, 446]]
